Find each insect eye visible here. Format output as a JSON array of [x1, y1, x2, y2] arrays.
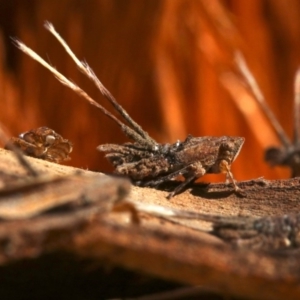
[[224, 150, 231, 156], [45, 135, 56, 145], [221, 143, 232, 151]]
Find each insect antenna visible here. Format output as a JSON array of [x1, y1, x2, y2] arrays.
[[235, 52, 292, 149], [293, 68, 300, 146], [43, 22, 157, 149], [13, 22, 157, 150]]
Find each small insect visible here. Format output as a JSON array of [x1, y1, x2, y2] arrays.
[[264, 69, 300, 177], [98, 136, 244, 198], [130, 201, 300, 250], [14, 22, 244, 198], [5, 126, 73, 163], [235, 54, 300, 177], [206, 213, 300, 251]]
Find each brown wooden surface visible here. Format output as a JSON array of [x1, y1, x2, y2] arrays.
[[1, 148, 300, 299]]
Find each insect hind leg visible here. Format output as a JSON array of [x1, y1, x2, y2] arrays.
[[138, 168, 187, 188], [166, 174, 197, 199], [140, 162, 206, 199]]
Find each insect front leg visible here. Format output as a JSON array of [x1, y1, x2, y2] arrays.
[[219, 160, 241, 192]]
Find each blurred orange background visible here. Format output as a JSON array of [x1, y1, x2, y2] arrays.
[[0, 0, 299, 183]]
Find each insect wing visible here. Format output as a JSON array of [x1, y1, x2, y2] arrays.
[[175, 137, 223, 168]]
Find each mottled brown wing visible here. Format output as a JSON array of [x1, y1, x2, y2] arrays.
[[176, 136, 244, 168], [5, 127, 73, 163], [175, 136, 224, 168]]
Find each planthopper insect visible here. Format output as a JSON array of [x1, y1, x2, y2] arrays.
[[6, 127, 73, 163], [13, 22, 244, 198]]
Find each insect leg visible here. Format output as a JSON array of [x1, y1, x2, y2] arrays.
[[166, 162, 207, 199], [142, 162, 206, 199], [219, 160, 240, 192], [141, 162, 199, 187], [166, 174, 197, 199]]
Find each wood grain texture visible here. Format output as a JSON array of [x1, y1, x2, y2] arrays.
[[0, 148, 300, 299]]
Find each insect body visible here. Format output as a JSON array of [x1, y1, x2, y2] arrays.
[[99, 135, 244, 198], [14, 22, 244, 198]]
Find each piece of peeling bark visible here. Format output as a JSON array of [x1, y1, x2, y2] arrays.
[[1, 147, 300, 299]]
